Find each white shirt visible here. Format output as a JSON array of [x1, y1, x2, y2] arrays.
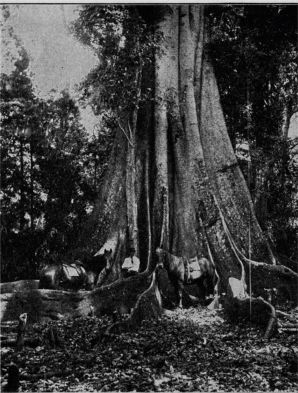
[[122, 256, 140, 272]]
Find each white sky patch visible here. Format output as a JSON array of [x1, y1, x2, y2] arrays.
[[288, 112, 298, 141], [79, 105, 101, 137], [8, 5, 97, 97], [2, 5, 99, 135]]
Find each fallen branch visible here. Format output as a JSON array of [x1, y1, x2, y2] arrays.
[[276, 310, 297, 322], [278, 323, 298, 329], [0, 272, 152, 324], [263, 299, 276, 340], [279, 327, 298, 334], [0, 280, 39, 294], [21, 369, 73, 382]]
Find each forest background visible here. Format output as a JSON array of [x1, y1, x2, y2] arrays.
[[1, 3, 297, 282]]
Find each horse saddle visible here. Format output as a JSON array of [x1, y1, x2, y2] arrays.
[[63, 264, 85, 279]]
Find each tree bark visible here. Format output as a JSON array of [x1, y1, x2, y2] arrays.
[[73, 5, 297, 330], [152, 7, 172, 250], [281, 102, 292, 140], [126, 62, 142, 253], [0, 280, 40, 294], [0, 273, 155, 324]]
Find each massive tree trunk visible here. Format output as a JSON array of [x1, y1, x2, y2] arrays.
[[72, 5, 297, 324]]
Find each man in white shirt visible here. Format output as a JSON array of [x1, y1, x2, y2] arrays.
[[121, 247, 140, 278]]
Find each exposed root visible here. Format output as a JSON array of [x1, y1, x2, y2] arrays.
[[0, 273, 152, 324], [225, 277, 278, 339], [104, 271, 163, 335], [276, 310, 297, 322], [212, 194, 298, 305]]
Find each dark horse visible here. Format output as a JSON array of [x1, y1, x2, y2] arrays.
[[39, 249, 113, 291], [156, 247, 217, 308]]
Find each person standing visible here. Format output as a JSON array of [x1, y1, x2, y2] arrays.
[[121, 247, 140, 278]]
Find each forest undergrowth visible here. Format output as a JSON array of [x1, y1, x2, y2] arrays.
[[1, 306, 297, 392]]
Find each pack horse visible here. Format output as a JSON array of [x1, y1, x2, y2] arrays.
[[156, 247, 218, 308], [39, 249, 113, 290]]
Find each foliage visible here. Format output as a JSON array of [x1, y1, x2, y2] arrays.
[[1, 4, 297, 281], [72, 5, 158, 123], [1, 307, 297, 391], [0, 45, 110, 280], [208, 5, 297, 144], [208, 5, 298, 259], [73, 4, 298, 259]]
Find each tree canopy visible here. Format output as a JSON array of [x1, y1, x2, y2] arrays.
[[73, 4, 297, 262], [0, 8, 112, 280], [1, 4, 297, 283], [1, 8, 298, 391]]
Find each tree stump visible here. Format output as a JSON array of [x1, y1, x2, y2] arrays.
[[15, 313, 27, 351], [3, 363, 20, 392]]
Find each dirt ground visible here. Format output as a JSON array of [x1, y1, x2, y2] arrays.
[[1, 306, 297, 392]]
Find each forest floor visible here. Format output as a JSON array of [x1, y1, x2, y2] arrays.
[[1, 305, 297, 392]]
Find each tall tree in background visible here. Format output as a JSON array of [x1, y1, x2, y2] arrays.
[[0, 10, 103, 279], [0, 35, 39, 278], [74, 5, 297, 301], [208, 5, 298, 259]]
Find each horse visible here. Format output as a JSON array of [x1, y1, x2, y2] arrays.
[[39, 262, 88, 290], [156, 247, 217, 308], [39, 249, 113, 290], [83, 249, 113, 288]]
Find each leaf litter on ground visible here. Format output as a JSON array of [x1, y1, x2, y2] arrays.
[[1, 305, 297, 392]]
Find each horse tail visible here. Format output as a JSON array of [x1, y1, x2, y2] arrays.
[[39, 274, 51, 289]]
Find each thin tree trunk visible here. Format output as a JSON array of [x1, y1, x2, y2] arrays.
[[126, 125, 137, 251], [145, 147, 152, 271], [126, 64, 142, 253], [30, 137, 34, 231], [20, 138, 25, 231], [281, 102, 292, 140]]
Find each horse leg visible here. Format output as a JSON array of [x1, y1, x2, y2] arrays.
[[175, 280, 184, 309], [204, 276, 215, 298], [196, 278, 206, 301], [57, 266, 68, 290], [86, 271, 95, 290]]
